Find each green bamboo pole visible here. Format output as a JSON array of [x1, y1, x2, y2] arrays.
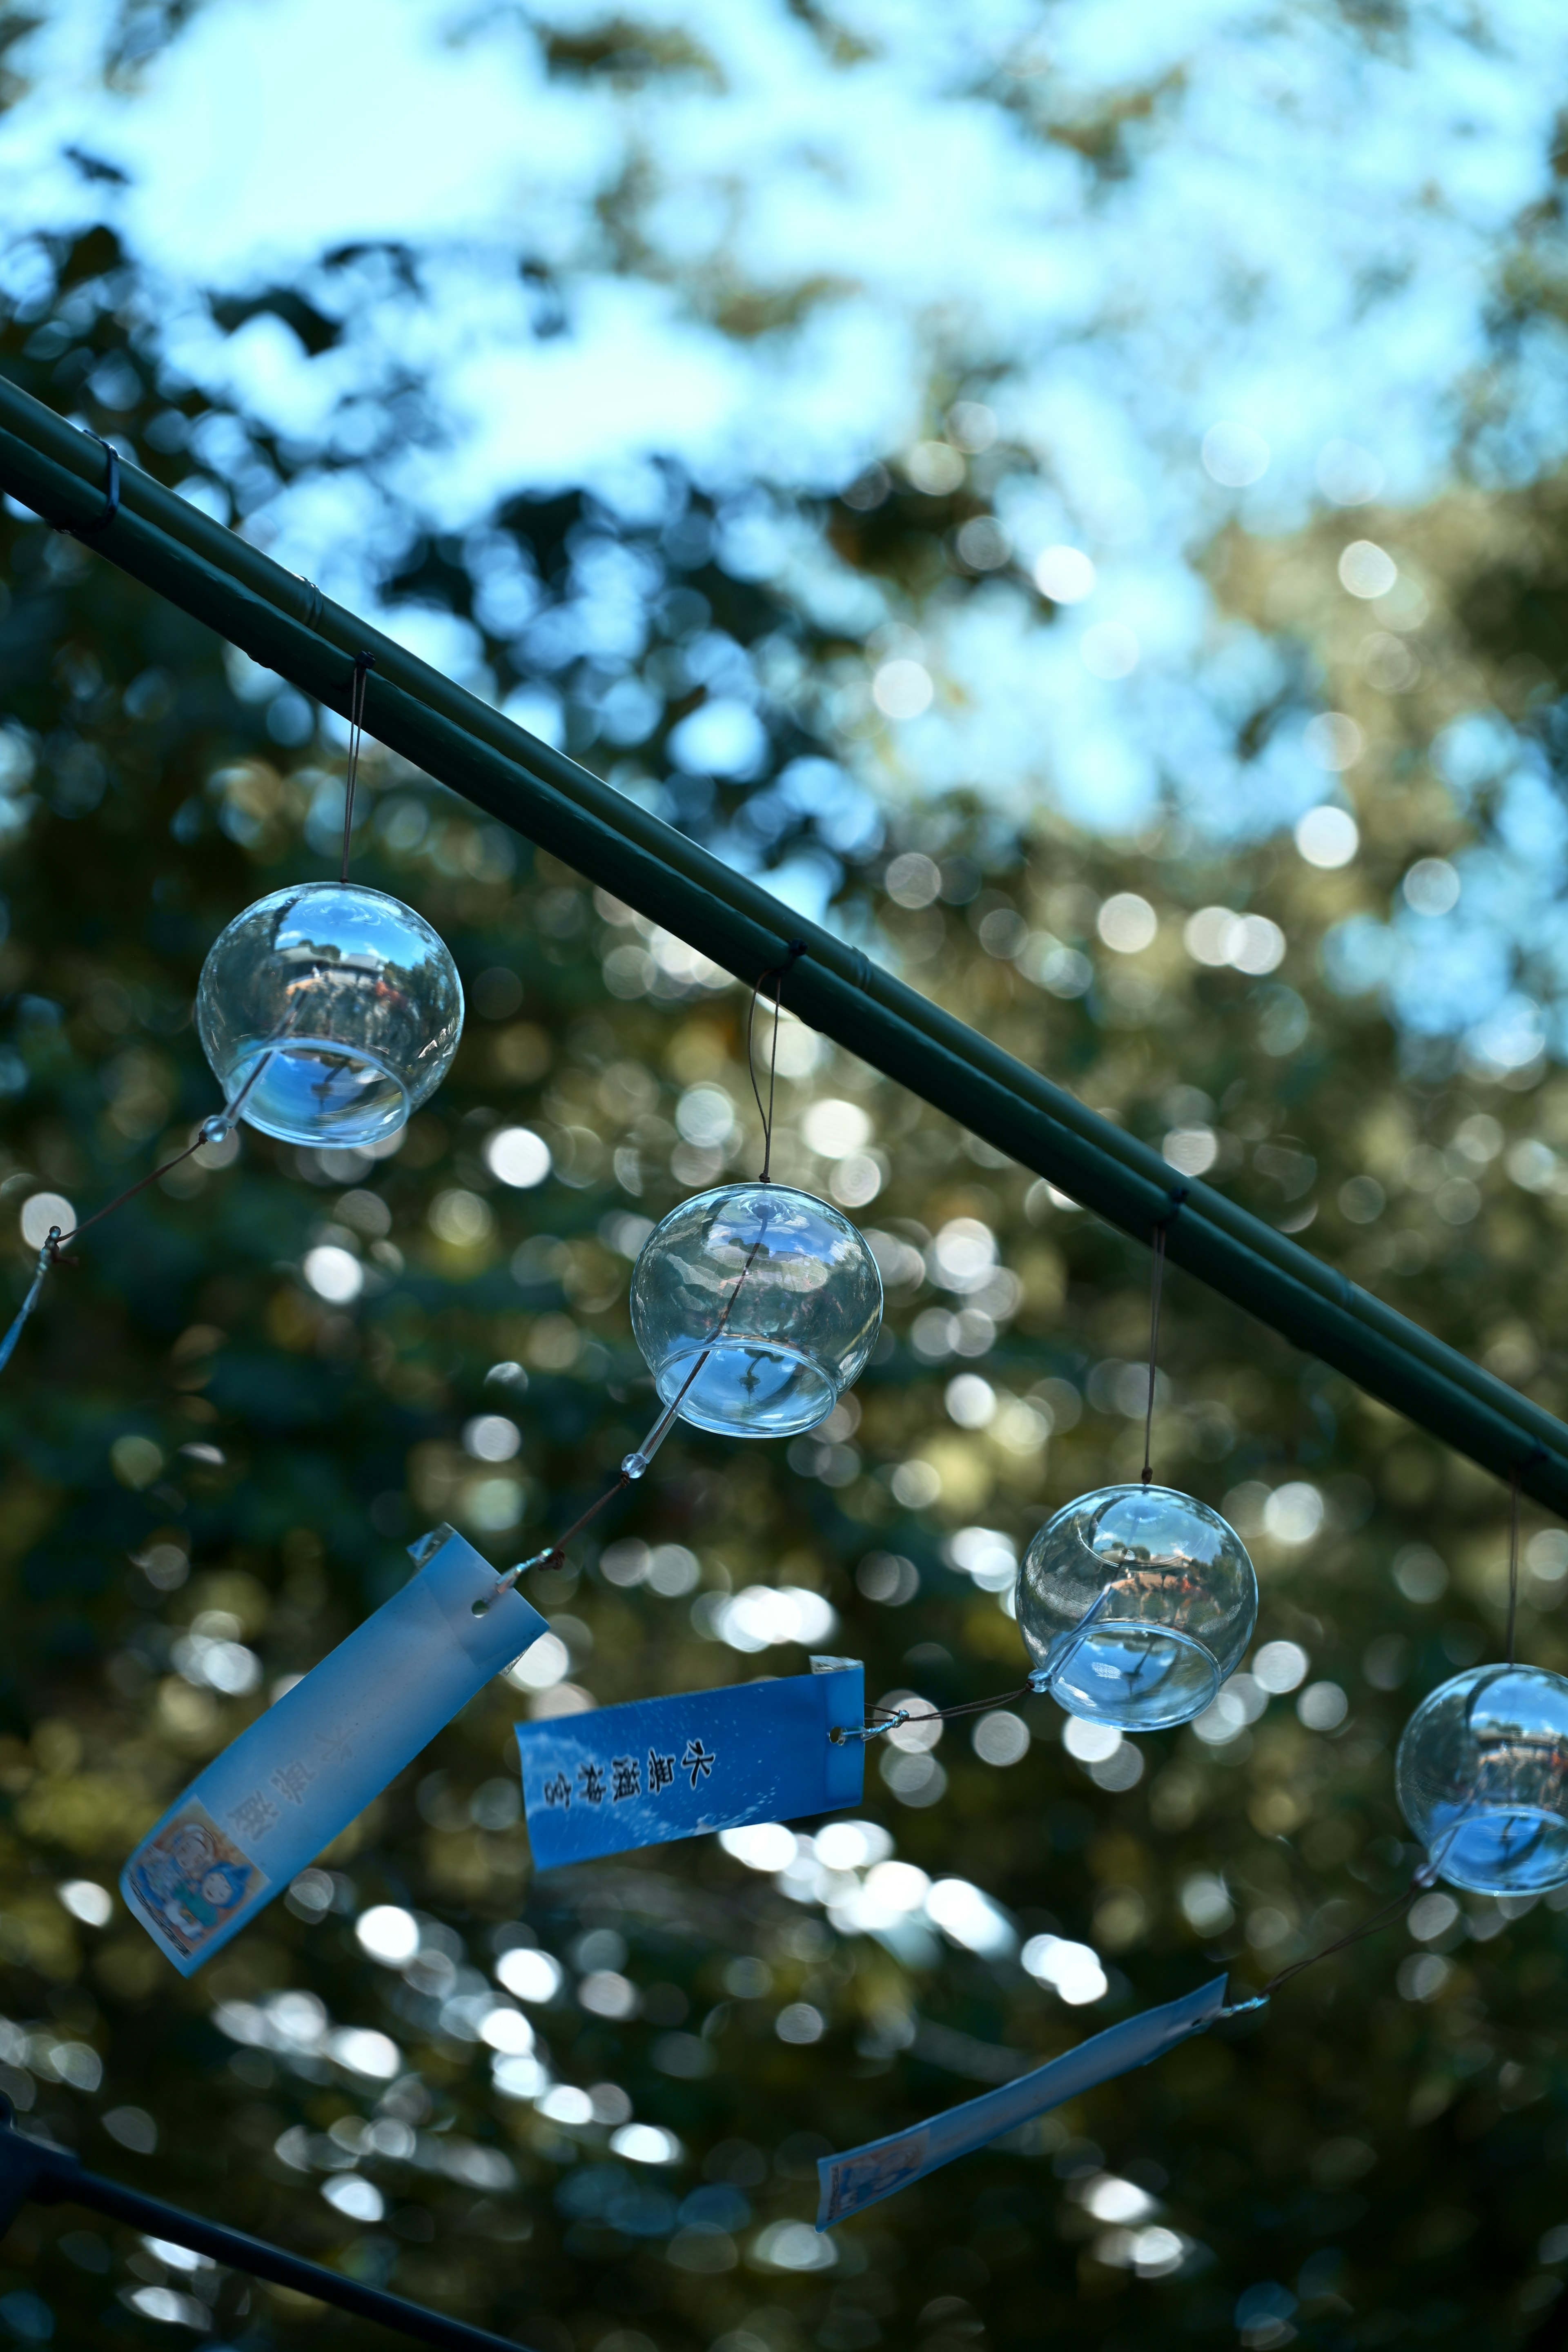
[[2, 372, 1564, 1514]]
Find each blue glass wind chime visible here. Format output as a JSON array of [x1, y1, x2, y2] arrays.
[[15, 656, 1567, 2229]]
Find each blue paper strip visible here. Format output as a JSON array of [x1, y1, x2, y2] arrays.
[[122, 1527, 547, 1975], [517, 1658, 864, 1868], [815, 1974, 1229, 2228]]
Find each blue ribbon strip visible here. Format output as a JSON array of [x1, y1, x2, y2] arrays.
[[815, 1974, 1230, 2228], [122, 1527, 546, 1975], [0, 1243, 53, 1376], [516, 1658, 865, 1869]]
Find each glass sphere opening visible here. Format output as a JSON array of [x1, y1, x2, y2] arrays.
[[630, 1183, 883, 1440], [1049, 1622, 1220, 1730], [1432, 1809, 1568, 1898], [650, 1338, 839, 1439], [196, 882, 463, 1148], [221, 1040, 408, 1147], [1397, 1664, 1568, 1895], [1017, 1483, 1257, 1733]]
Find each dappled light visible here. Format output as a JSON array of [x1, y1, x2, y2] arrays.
[[2, 3, 1568, 2345]]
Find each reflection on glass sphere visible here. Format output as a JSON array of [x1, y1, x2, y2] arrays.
[[1397, 1664, 1568, 1895], [196, 883, 463, 1147], [630, 1183, 882, 1438], [1017, 1483, 1257, 1732]]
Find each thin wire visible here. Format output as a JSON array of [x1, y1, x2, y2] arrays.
[[62, 1128, 217, 1254], [0, 1036, 285, 1379], [1506, 1461, 1522, 1670], [56, 1038, 281, 1261], [1138, 1187, 1188, 1485], [835, 1684, 1037, 1743], [2, 1144, 209, 1378], [747, 941, 806, 1181], [1256, 1868, 1431, 1999], [480, 1317, 764, 1606], [0, 1011, 288, 1373], [1141, 1225, 1167, 1487], [1249, 1820, 1478, 2002], [340, 652, 375, 885]]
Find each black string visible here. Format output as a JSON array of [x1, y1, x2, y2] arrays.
[[47, 1015, 291, 1270], [340, 652, 376, 884], [747, 942, 806, 1181], [1253, 1866, 1432, 1999], [47, 1128, 218, 1262], [1506, 1463, 1523, 1670], [1141, 1189, 1186, 1486]]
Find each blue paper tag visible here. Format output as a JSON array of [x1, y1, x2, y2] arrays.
[[816, 1975, 1229, 2228], [122, 1526, 547, 1975], [517, 1658, 864, 1868]]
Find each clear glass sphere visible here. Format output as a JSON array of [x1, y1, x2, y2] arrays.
[[1017, 1483, 1258, 1732], [196, 883, 463, 1147], [630, 1183, 883, 1438], [1396, 1664, 1568, 1895]]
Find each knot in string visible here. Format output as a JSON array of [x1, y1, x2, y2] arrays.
[[830, 1710, 911, 1747], [0, 1018, 293, 1381], [834, 1685, 1035, 1744]]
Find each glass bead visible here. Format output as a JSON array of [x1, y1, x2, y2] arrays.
[[1017, 1483, 1257, 1732], [1396, 1664, 1568, 1895], [196, 882, 463, 1148], [629, 1183, 882, 1439]]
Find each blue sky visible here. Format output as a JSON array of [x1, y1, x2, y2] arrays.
[[4, 0, 1568, 1056]]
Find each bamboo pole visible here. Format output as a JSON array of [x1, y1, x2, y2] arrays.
[[2, 374, 1563, 1511]]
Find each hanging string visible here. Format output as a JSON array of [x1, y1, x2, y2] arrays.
[[478, 1240, 777, 1608], [340, 652, 376, 885], [1229, 1796, 1508, 2009], [1245, 1864, 1435, 2002], [0, 1123, 224, 1378], [0, 1036, 283, 1379], [1506, 1461, 1523, 1671], [59, 1116, 229, 1257], [1141, 1189, 1186, 1487], [747, 941, 806, 1182]]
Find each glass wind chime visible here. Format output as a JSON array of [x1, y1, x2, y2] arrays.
[[1015, 1210, 1256, 1731], [0, 656, 464, 1370], [196, 657, 464, 1147], [1396, 1467, 1568, 1896]]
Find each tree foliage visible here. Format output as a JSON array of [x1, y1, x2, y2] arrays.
[[2, 226, 1568, 2352]]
